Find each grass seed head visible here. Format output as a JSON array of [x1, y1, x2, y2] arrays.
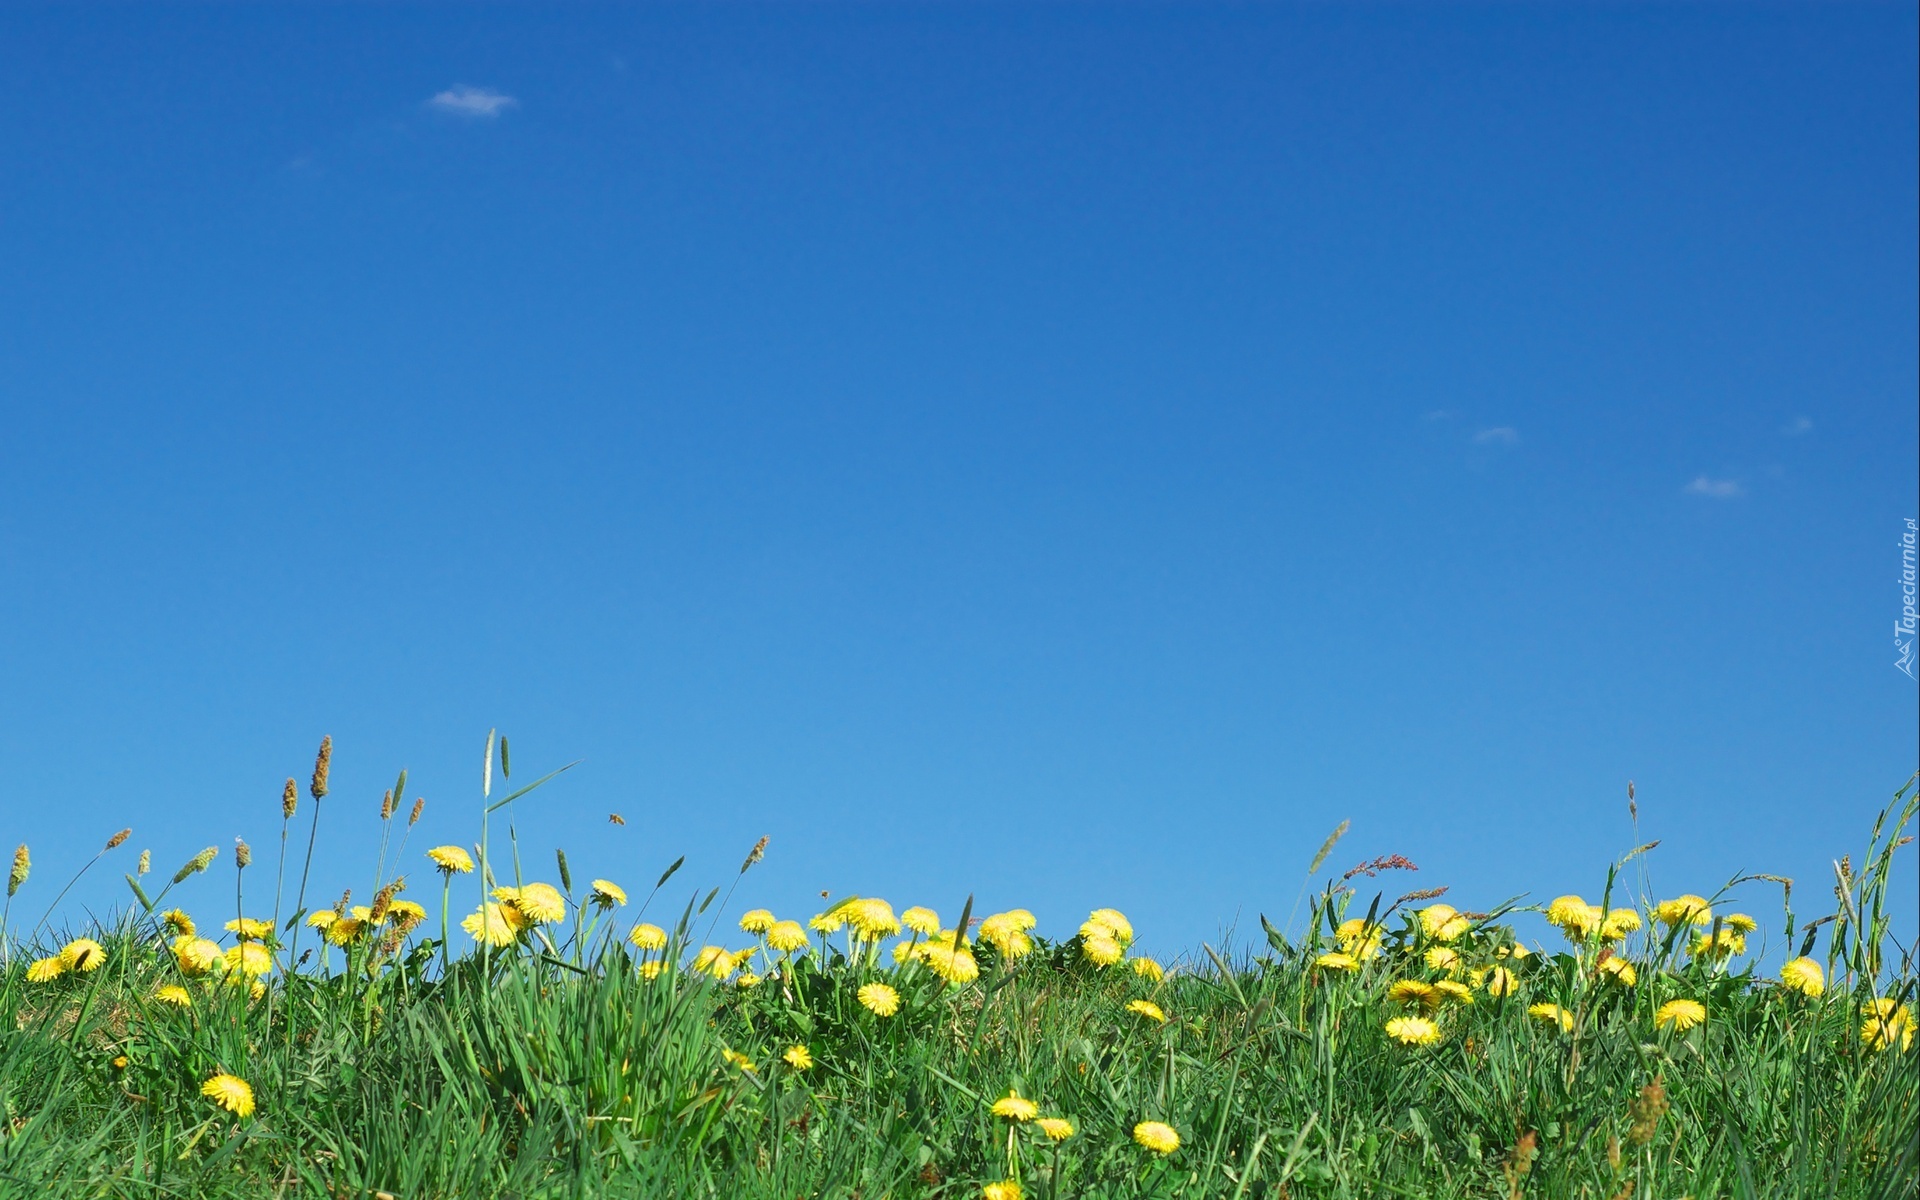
[[310, 735, 332, 801], [408, 796, 424, 826], [282, 778, 297, 820], [106, 828, 131, 850], [8, 844, 28, 896], [235, 838, 252, 869], [173, 846, 218, 884]]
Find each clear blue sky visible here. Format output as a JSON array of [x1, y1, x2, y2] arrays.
[[2, 4, 1914, 959]]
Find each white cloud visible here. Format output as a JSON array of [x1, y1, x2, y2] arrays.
[[1782, 416, 1813, 436], [429, 86, 518, 117], [1472, 427, 1519, 446], [1684, 476, 1744, 499]]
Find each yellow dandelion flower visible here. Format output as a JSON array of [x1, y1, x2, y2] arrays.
[[160, 909, 195, 937], [1315, 951, 1359, 972], [1599, 909, 1642, 942], [427, 845, 474, 874], [386, 900, 428, 933], [305, 909, 337, 930], [1654, 895, 1712, 927], [1433, 980, 1474, 1005], [1085, 908, 1133, 945], [1131, 956, 1166, 981], [1545, 896, 1601, 940], [692, 946, 738, 979], [982, 1181, 1023, 1200], [25, 956, 65, 983], [325, 917, 368, 946], [901, 906, 940, 936], [59, 938, 106, 972], [1126, 999, 1167, 1023], [174, 936, 223, 974], [1497, 943, 1532, 960], [639, 960, 666, 980], [1132, 1121, 1180, 1154], [1860, 999, 1914, 1052], [497, 882, 565, 925], [735, 972, 761, 988], [722, 1048, 756, 1073], [224, 918, 273, 941], [1335, 918, 1383, 959], [111, 1055, 129, 1070], [1388, 979, 1439, 1011], [152, 984, 192, 1007], [845, 898, 901, 941], [978, 912, 1036, 959], [1528, 1003, 1575, 1033], [1081, 932, 1124, 967], [223, 943, 273, 978], [201, 1073, 255, 1118], [628, 923, 667, 951], [1418, 904, 1471, 942], [739, 909, 776, 934], [808, 910, 846, 934], [1689, 929, 1747, 959], [766, 920, 809, 953], [1483, 966, 1518, 997], [1035, 1116, 1075, 1141], [1654, 999, 1706, 1032], [858, 982, 901, 1017], [589, 880, 627, 908], [782, 1044, 813, 1070], [463, 903, 521, 948], [1385, 1015, 1442, 1046], [990, 1092, 1039, 1122], [922, 943, 980, 985], [1424, 947, 1461, 973], [1596, 956, 1637, 987], [1779, 957, 1824, 997]]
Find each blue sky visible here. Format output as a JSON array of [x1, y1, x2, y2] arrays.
[[1, 4, 1914, 960]]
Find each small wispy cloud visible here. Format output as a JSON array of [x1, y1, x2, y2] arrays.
[[1781, 416, 1812, 436], [429, 86, 518, 117], [1684, 476, 1744, 499], [1423, 409, 1457, 422], [1472, 427, 1519, 446]]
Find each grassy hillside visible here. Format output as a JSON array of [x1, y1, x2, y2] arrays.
[[1, 749, 1913, 1199]]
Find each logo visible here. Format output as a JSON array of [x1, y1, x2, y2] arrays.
[[1898, 518, 1917, 680]]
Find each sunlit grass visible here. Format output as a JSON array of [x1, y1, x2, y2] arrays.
[[0, 739, 1912, 1198]]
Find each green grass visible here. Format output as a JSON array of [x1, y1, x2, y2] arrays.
[[0, 751, 1913, 1200]]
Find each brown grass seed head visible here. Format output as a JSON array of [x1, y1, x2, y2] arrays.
[[106, 828, 131, 851], [310, 735, 332, 801], [7, 845, 27, 896], [408, 797, 424, 826], [282, 778, 297, 820], [235, 839, 252, 869]]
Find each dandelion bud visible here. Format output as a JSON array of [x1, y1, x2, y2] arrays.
[[282, 778, 297, 820], [173, 846, 219, 883], [310, 735, 332, 802], [8, 845, 28, 896], [740, 836, 769, 874], [556, 849, 573, 894], [408, 797, 424, 826], [380, 790, 396, 821], [106, 828, 131, 851], [235, 839, 252, 869], [137, 849, 151, 875]]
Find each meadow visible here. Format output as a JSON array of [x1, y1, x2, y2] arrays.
[[0, 736, 1913, 1199]]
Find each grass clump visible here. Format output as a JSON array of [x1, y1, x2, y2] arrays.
[[0, 741, 1913, 1199]]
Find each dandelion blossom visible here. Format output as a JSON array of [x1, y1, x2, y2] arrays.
[[1482, 966, 1518, 997], [386, 900, 428, 933], [1596, 956, 1637, 987], [1546, 896, 1602, 940], [1335, 918, 1383, 959], [1036, 1116, 1075, 1141], [1081, 933, 1124, 968], [427, 845, 474, 874], [1132, 1121, 1180, 1155], [808, 910, 846, 934], [152, 984, 192, 1007], [767, 920, 810, 953], [1085, 908, 1133, 946], [305, 910, 337, 930], [1599, 909, 1642, 942], [1385, 1016, 1441, 1046], [782, 1044, 813, 1070], [692, 946, 738, 979], [1314, 951, 1358, 972], [1126, 999, 1167, 1024], [978, 912, 1035, 959], [901, 906, 940, 936], [174, 937, 223, 974], [846, 898, 901, 941], [1860, 999, 1914, 1052], [589, 880, 627, 908], [922, 943, 980, 985], [858, 982, 901, 1017], [739, 909, 776, 934], [160, 909, 195, 937], [224, 918, 273, 941], [497, 882, 566, 925], [58, 938, 106, 972], [722, 1048, 756, 1073], [1723, 913, 1757, 934], [201, 1073, 255, 1119], [25, 956, 65, 983], [1433, 980, 1474, 1005], [1424, 947, 1461, 973], [991, 1092, 1039, 1122], [1654, 895, 1712, 928], [1418, 904, 1471, 942], [326, 917, 368, 946], [638, 960, 666, 980], [1387, 980, 1438, 1011], [982, 1181, 1023, 1200], [1780, 957, 1824, 997], [1528, 1003, 1575, 1034], [1654, 999, 1706, 1032], [464, 903, 521, 948], [1131, 956, 1165, 981], [223, 943, 273, 978], [628, 923, 667, 951]]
